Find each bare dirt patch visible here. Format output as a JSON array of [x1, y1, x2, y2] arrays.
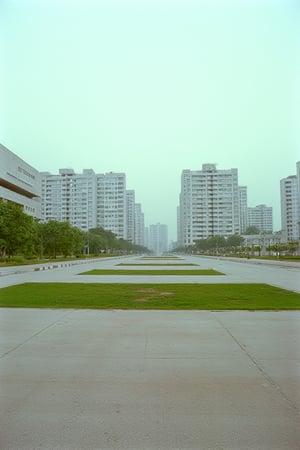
[[136, 288, 157, 293], [135, 289, 174, 302]]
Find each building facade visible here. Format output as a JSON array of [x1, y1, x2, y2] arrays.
[[96, 172, 127, 239], [239, 186, 248, 233], [0, 143, 41, 219], [178, 164, 240, 246], [42, 170, 127, 238], [280, 168, 299, 242], [134, 203, 145, 246], [247, 204, 273, 233], [125, 192, 145, 246], [149, 223, 168, 254], [126, 190, 135, 243], [41, 169, 97, 231], [41, 168, 145, 243]]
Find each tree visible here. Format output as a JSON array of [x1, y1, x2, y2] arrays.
[[226, 235, 244, 248], [244, 226, 260, 235], [194, 239, 210, 253], [37, 220, 84, 258], [207, 235, 226, 252], [71, 227, 85, 255], [38, 221, 60, 258], [88, 227, 117, 253], [194, 236, 226, 254], [0, 200, 37, 257]]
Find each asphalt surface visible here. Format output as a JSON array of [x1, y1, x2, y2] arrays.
[[1, 256, 300, 449]]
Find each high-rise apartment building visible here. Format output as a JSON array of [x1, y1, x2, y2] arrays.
[[134, 203, 145, 246], [41, 169, 97, 231], [96, 172, 127, 239], [125, 192, 145, 245], [178, 164, 240, 246], [280, 163, 299, 242], [298, 161, 300, 215], [144, 226, 149, 250], [41, 169, 145, 243], [0, 143, 41, 219], [239, 186, 248, 233], [247, 204, 273, 233], [126, 190, 135, 243], [149, 223, 168, 254]]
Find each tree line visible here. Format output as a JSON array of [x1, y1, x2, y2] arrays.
[[0, 201, 148, 259], [175, 229, 298, 256], [175, 234, 245, 254]]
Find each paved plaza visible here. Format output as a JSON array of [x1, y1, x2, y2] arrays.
[[1, 256, 300, 449], [1, 255, 300, 293]]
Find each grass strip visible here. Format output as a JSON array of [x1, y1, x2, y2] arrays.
[[79, 269, 222, 275], [117, 263, 198, 266], [0, 283, 299, 310], [140, 256, 181, 259]]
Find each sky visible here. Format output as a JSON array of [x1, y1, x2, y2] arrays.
[[1, 0, 299, 241]]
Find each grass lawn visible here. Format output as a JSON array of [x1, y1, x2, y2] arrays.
[[79, 269, 223, 275], [117, 263, 198, 266], [0, 254, 120, 267], [0, 283, 300, 310], [140, 256, 182, 259]]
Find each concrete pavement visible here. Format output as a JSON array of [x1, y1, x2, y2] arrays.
[[1, 256, 300, 449], [1, 255, 300, 292], [1, 308, 300, 449]]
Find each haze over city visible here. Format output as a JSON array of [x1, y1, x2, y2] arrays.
[[1, 0, 299, 241]]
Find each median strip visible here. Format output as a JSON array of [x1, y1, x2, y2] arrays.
[[79, 269, 224, 276], [1, 283, 299, 310]]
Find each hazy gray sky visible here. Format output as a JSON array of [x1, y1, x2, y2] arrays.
[[1, 0, 299, 240]]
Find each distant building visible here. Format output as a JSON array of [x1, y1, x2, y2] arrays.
[[134, 203, 145, 246], [298, 161, 300, 239], [242, 232, 282, 256], [280, 162, 300, 242], [178, 164, 240, 246], [0, 143, 41, 219], [96, 172, 127, 239], [247, 204, 273, 233], [144, 226, 149, 250], [41, 169, 97, 232], [126, 190, 135, 243], [41, 168, 145, 242], [123, 196, 146, 246], [298, 161, 300, 220], [239, 186, 248, 233], [149, 223, 168, 254]]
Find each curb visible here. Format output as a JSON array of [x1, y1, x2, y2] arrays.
[[34, 263, 72, 272]]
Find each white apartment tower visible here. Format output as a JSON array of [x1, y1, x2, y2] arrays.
[[280, 165, 299, 242], [41, 169, 145, 242], [239, 186, 248, 233], [144, 226, 149, 250], [126, 190, 135, 243], [178, 164, 240, 246], [96, 172, 127, 240], [149, 223, 168, 254], [134, 203, 145, 246], [41, 169, 97, 231], [247, 204, 273, 233], [298, 161, 300, 228]]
